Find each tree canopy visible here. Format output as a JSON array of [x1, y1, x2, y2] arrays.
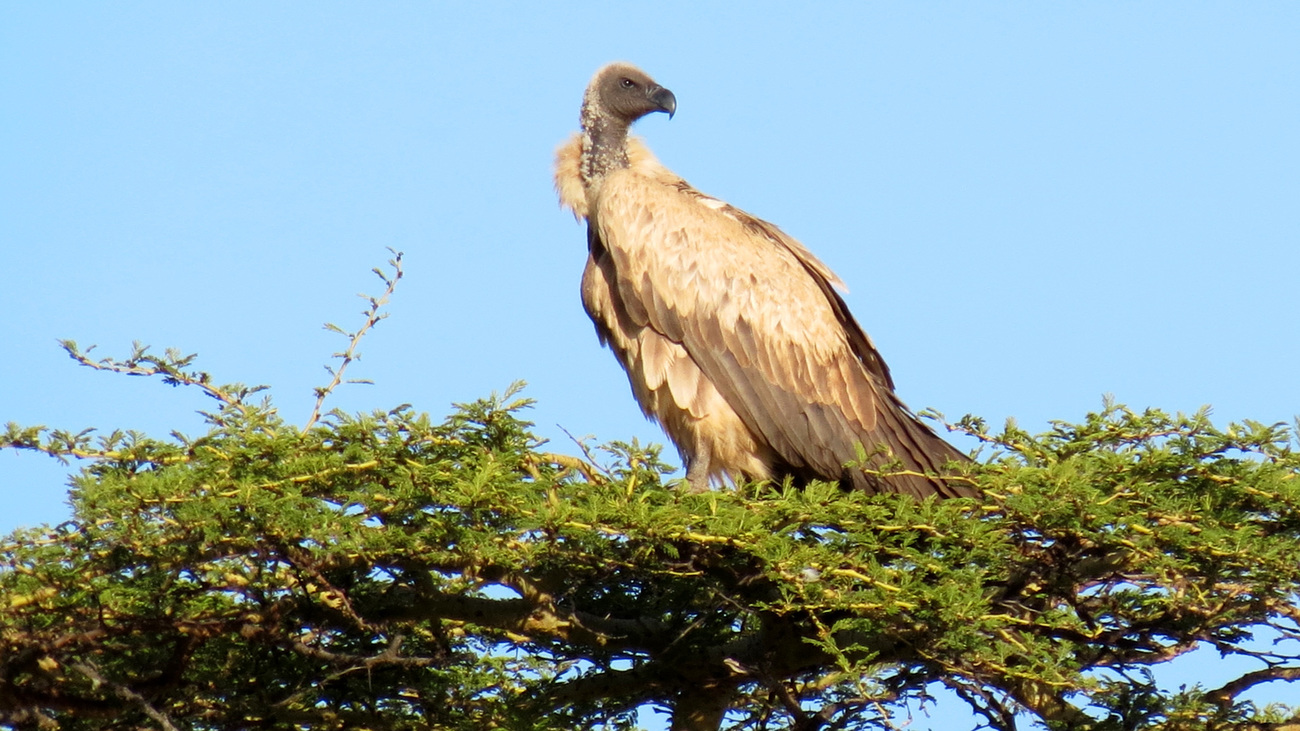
[[3, 259, 1298, 731]]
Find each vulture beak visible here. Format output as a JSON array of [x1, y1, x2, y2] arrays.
[[649, 85, 677, 119]]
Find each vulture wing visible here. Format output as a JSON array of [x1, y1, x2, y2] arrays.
[[591, 165, 969, 498]]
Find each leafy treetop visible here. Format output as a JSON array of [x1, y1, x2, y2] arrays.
[[2, 254, 1298, 731]]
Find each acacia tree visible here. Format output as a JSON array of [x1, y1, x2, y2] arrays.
[[2, 256, 1299, 731]]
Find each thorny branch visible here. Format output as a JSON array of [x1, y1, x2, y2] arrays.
[[60, 340, 263, 418], [302, 249, 404, 432]]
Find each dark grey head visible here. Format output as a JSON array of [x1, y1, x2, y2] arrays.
[[579, 63, 675, 183], [586, 63, 676, 124]]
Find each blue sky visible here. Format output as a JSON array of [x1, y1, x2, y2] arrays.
[[3, 4, 1299, 727]]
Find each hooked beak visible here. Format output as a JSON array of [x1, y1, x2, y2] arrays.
[[648, 85, 677, 119]]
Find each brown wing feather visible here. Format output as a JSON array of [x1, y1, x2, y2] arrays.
[[593, 167, 972, 498], [671, 183, 897, 390]]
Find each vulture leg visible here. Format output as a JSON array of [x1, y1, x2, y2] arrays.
[[684, 437, 712, 493]]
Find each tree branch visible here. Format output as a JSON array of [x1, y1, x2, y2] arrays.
[[302, 250, 403, 432], [69, 662, 180, 731], [1207, 665, 1300, 707]]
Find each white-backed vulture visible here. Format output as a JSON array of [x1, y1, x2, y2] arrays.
[[555, 62, 974, 499]]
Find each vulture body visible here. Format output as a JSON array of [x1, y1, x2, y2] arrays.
[[556, 63, 974, 499]]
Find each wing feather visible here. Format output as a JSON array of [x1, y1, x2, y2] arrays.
[[593, 167, 970, 497], [638, 329, 672, 391]]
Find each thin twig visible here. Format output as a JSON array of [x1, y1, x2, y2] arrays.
[[558, 425, 616, 481], [61, 341, 258, 417], [302, 250, 404, 432]]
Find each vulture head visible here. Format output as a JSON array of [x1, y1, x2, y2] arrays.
[[585, 62, 677, 124], [580, 63, 675, 183]]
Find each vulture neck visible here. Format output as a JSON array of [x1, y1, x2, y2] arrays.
[[579, 101, 631, 188]]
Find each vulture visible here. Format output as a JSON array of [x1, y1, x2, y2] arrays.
[[555, 63, 974, 499]]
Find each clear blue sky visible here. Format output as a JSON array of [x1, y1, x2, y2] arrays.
[[3, 4, 1298, 727]]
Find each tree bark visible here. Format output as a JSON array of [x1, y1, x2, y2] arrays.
[[670, 683, 734, 731]]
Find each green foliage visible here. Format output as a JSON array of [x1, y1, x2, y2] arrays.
[[2, 260, 1298, 730]]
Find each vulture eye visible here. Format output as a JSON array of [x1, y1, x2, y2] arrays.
[[620, 78, 635, 89]]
